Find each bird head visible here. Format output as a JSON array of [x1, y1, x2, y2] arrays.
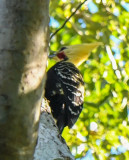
[[49, 42, 102, 67]]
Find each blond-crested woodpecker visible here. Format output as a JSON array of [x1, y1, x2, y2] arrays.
[[45, 42, 102, 133]]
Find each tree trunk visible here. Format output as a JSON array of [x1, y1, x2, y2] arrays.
[[0, 0, 75, 159], [34, 99, 75, 160], [0, 0, 49, 159]]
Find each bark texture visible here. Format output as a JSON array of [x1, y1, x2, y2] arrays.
[[34, 99, 75, 160], [0, 0, 49, 159]]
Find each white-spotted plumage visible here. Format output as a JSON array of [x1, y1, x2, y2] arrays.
[[45, 43, 102, 133], [45, 60, 84, 133]]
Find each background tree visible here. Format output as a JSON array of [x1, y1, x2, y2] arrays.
[[49, 0, 129, 159]]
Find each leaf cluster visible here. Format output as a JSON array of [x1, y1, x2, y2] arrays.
[[49, 0, 129, 159]]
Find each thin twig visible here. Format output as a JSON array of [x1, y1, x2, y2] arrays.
[[50, 0, 88, 40]]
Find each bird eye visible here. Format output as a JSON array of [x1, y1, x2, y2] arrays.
[[60, 47, 67, 51]]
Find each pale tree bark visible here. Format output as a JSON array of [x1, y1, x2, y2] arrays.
[[34, 99, 75, 160], [0, 0, 49, 159], [0, 0, 75, 159]]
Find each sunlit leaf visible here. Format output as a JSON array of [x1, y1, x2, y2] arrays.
[[49, 0, 129, 158]]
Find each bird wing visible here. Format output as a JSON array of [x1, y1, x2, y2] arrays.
[[54, 61, 84, 128]]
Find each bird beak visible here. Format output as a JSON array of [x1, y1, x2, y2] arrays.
[[48, 53, 60, 61], [48, 54, 57, 58], [48, 42, 103, 65]]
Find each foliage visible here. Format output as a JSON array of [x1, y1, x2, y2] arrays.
[[49, 0, 129, 159]]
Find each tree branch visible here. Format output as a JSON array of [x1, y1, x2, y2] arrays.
[[50, 0, 88, 40]]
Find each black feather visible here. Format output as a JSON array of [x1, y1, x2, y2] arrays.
[[45, 61, 84, 133]]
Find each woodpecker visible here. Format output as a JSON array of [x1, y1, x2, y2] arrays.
[[45, 42, 102, 133]]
